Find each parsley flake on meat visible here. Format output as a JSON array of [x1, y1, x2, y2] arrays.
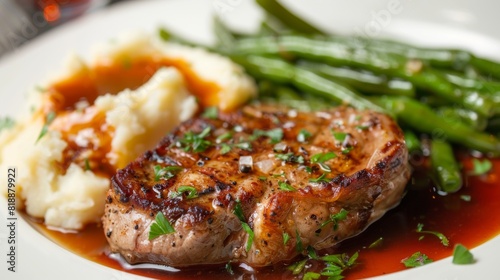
[[177, 127, 212, 152], [149, 212, 175, 240], [169, 186, 198, 199], [153, 165, 184, 181]]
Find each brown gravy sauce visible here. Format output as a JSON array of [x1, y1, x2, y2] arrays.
[[27, 59, 500, 279]]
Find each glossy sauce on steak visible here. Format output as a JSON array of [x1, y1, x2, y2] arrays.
[[102, 105, 411, 267]]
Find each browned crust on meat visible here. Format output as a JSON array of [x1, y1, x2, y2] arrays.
[[103, 105, 411, 267]]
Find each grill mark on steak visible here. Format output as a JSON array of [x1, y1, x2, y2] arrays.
[[102, 104, 411, 267]]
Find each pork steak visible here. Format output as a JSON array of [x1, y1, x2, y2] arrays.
[[102, 105, 411, 267]]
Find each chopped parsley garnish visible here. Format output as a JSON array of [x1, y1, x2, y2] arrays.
[[320, 266, 342, 280], [310, 152, 336, 172], [460, 195, 471, 202], [342, 146, 354, 154], [234, 141, 252, 151], [159, 28, 172, 41], [401, 252, 433, 268], [287, 249, 359, 279], [216, 131, 233, 143], [275, 152, 304, 164], [356, 125, 370, 130], [320, 209, 348, 231], [295, 229, 303, 253], [0, 117, 15, 132], [471, 158, 492, 176], [220, 143, 232, 154], [416, 223, 449, 246], [84, 158, 91, 171], [275, 153, 291, 161], [258, 176, 267, 181], [320, 252, 359, 279], [252, 128, 283, 143], [153, 165, 184, 181], [233, 200, 254, 251], [148, 212, 175, 240], [169, 186, 198, 199], [233, 200, 245, 222], [225, 261, 234, 275], [241, 222, 254, 252], [297, 129, 312, 143], [303, 272, 321, 280], [36, 111, 56, 143], [309, 173, 330, 183], [368, 237, 384, 249], [278, 181, 296, 192], [332, 131, 348, 142], [452, 244, 474, 264], [283, 232, 290, 245], [272, 171, 285, 177], [332, 131, 354, 154], [288, 259, 307, 275], [310, 152, 336, 163], [202, 106, 218, 119], [217, 137, 252, 154], [177, 127, 212, 153], [307, 246, 318, 259]]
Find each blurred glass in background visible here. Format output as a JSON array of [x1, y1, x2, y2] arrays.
[[0, 0, 127, 58]]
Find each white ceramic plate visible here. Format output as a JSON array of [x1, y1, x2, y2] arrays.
[[0, 0, 499, 279]]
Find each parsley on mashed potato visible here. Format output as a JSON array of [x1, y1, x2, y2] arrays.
[[0, 31, 256, 230]]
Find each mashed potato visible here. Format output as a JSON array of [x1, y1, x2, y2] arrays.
[[91, 32, 256, 111], [0, 31, 256, 230]]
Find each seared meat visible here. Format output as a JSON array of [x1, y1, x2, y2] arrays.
[[102, 105, 410, 267]]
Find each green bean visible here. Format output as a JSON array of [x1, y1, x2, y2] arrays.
[[325, 35, 500, 80], [324, 35, 471, 70], [404, 130, 421, 153], [470, 56, 500, 80], [254, 1, 500, 79], [230, 55, 385, 112], [255, 0, 324, 35], [430, 139, 463, 193], [372, 96, 500, 155], [417, 95, 452, 107], [230, 55, 295, 83], [435, 107, 487, 131], [407, 69, 497, 117], [298, 61, 415, 97], [256, 80, 330, 111], [258, 21, 277, 37], [276, 86, 331, 110], [231, 36, 497, 116], [444, 71, 500, 95], [259, 16, 290, 36]]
